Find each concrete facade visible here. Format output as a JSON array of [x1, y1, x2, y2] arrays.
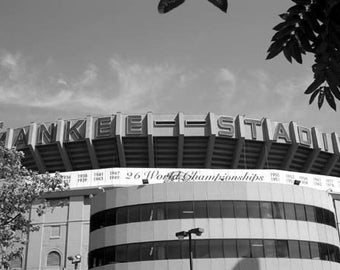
[[88, 182, 340, 270]]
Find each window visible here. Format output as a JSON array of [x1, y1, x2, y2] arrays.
[[223, 239, 237, 258], [180, 202, 194, 219], [195, 240, 209, 258], [295, 205, 306, 221], [284, 203, 296, 220], [251, 240, 264, 258], [260, 202, 273, 218], [310, 242, 320, 259], [234, 201, 247, 218], [210, 239, 223, 258], [115, 245, 127, 263], [116, 207, 127, 224], [207, 201, 220, 218], [154, 203, 165, 220], [154, 242, 166, 260], [221, 201, 234, 218], [47, 251, 61, 267], [127, 243, 140, 262], [305, 206, 316, 222], [276, 240, 289, 258], [299, 241, 311, 259], [140, 204, 153, 222], [264, 240, 276, 258], [237, 239, 250, 258], [194, 201, 207, 218], [50, 226, 60, 238], [128, 205, 139, 223], [315, 207, 324, 224], [166, 202, 180, 219], [105, 208, 116, 227], [272, 202, 285, 219], [140, 243, 153, 261], [288, 240, 300, 259], [247, 201, 260, 218], [167, 241, 180, 259]]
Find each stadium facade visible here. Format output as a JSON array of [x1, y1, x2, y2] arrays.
[[2, 112, 340, 270]]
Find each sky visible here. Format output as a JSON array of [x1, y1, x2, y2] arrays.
[[0, 0, 338, 134]]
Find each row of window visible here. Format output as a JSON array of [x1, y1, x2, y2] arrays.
[[89, 239, 340, 268], [90, 200, 336, 232]]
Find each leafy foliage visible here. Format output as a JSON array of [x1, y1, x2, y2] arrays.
[[0, 144, 68, 269], [267, 0, 340, 110], [157, 0, 228, 14]]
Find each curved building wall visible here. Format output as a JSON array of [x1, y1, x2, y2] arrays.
[[89, 182, 340, 270]]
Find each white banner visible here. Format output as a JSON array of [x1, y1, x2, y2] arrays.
[[59, 168, 340, 193]]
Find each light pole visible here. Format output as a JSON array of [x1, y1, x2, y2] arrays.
[[175, 228, 204, 270]]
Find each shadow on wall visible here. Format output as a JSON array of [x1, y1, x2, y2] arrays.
[[232, 258, 260, 270]]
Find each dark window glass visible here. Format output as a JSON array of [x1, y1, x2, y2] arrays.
[[207, 201, 221, 218], [329, 212, 336, 228], [276, 240, 289, 258], [335, 246, 340, 262], [104, 246, 115, 265], [305, 206, 316, 222], [310, 242, 320, 259], [247, 202, 260, 218], [234, 201, 247, 218], [128, 206, 139, 223], [140, 243, 153, 261], [221, 201, 234, 218], [154, 203, 165, 220], [284, 203, 296, 220], [116, 207, 127, 224], [10, 256, 22, 269], [288, 240, 300, 259], [319, 243, 329, 260], [328, 245, 336, 262], [180, 202, 194, 219], [116, 245, 127, 263], [93, 249, 104, 267], [140, 204, 154, 222], [315, 207, 324, 224], [260, 202, 273, 219], [194, 201, 207, 218], [167, 241, 181, 259], [195, 240, 209, 258], [167, 202, 180, 219], [210, 239, 223, 258], [154, 242, 166, 260], [223, 239, 237, 258], [181, 241, 189, 259], [105, 209, 116, 227], [300, 241, 311, 259], [250, 240, 264, 258], [272, 202, 285, 219], [47, 251, 61, 266], [127, 243, 140, 262], [295, 205, 306, 221], [237, 239, 250, 258], [324, 210, 331, 226]]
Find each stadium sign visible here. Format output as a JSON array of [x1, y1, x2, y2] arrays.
[[60, 168, 340, 193], [1, 113, 339, 153]]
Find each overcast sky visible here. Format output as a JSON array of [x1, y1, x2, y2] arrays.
[[0, 0, 338, 134]]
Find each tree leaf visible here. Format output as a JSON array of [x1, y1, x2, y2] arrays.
[[207, 0, 228, 13], [296, 29, 313, 52], [304, 76, 325, 94], [324, 86, 337, 110], [309, 89, 320, 104], [288, 5, 306, 15], [158, 0, 186, 14], [271, 25, 295, 41], [300, 20, 317, 42], [291, 39, 303, 63], [318, 89, 325, 109], [266, 38, 287, 60], [326, 71, 340, 100], [292, 0, 310, 4], [283, 40, 293, 63]]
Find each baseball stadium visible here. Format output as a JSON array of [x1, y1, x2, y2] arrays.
[[1, 112, 340, 270]]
